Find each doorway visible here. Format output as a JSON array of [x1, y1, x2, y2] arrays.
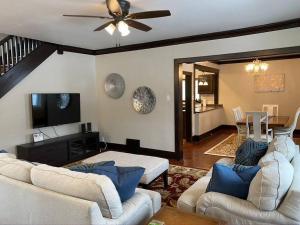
[[173, 47, 300, 161]]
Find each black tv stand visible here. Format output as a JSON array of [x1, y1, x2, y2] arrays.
[[17, 132, 100, 166]]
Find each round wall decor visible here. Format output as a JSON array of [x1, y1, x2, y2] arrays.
[[132, 86, 156, 114], [104, 73, 125, 99]]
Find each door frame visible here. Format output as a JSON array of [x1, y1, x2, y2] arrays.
[[182, 71, 193, 142]]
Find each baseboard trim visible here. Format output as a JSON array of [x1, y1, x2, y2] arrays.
[[99, 142, 178, 159], [192, 124, 236, 142]]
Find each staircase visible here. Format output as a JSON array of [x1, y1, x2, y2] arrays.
[[0, 35, 56, 98]]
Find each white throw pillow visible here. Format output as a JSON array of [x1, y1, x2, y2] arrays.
[[0, 158, 34, 183], [31, 164, 123, 219], [267, 136, 296, 161], [247, 151, 294, 211]]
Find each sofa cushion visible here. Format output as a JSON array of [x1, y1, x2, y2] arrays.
[[247, 151, 294, 211], [206, 163, 260, 199], [267, 136, 296, 161], [0, 150, 16, 159], [31, 164, 123, 219], [235, 139, 268, 166], [278, 150, 300, 221], [77, 165, 145, 202], [0, 158, 34, 183]]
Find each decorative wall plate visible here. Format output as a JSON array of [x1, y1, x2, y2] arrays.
[[133, 86, 156, 114], [104, 73, 125, 99]]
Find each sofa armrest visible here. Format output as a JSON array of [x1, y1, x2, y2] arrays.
[[196, 192, 297, 225], [136, 188, 161, 214]]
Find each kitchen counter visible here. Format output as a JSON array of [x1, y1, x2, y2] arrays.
[[194, 104, 223, 113], [193, 105, 225, 136]]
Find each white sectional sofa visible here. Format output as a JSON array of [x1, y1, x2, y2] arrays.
[[0, 157, 161, 225], [177, 139, 300, 225]]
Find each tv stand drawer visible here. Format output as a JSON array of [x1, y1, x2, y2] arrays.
[[29, 143, 68, 166]]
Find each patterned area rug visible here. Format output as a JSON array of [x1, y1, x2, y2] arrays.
[[148, 165, 207, 207], [204, 133, 242, 158]]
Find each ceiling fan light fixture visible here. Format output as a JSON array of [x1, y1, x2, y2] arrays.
[[117, 21, 129, 33], [105, 23, 116, 35], [121, 28, 130, 36]]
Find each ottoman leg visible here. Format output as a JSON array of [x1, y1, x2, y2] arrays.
[[140, 183, 149, 189], [163, 170, 168, 189]]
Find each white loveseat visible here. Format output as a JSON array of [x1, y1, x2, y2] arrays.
[[0, 157, 161, 225], [177, 139, 300, 225]]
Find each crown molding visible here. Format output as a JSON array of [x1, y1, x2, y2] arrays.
[[56, 18, 300, 56]]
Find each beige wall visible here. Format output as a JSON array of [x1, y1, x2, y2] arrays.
[[219, 58, 300, 128], [0, 52, 98, 153], [96, 28, 300, 152], [0, 33, 7, 40]]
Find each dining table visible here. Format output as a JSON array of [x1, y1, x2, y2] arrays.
[[237, 116, 290, 128]]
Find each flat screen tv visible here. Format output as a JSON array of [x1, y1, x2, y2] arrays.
[[31, 93, 81, 128]]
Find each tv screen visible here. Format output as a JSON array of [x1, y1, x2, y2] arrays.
[[31, 93, 81, 128]]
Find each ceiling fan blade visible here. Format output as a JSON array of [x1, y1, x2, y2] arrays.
[[63, 14, 112, 19], [106, 0, 122, 16], [125, 20, 152, 32], [94, 21, 115, 31], [126, 10, 171, 20]]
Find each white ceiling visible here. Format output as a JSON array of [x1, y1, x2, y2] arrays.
[[0, 0, 299, 50]]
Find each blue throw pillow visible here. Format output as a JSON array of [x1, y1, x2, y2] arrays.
[[0, 150, 8, 153], [68, 161, 115, 172], [206, 163, 260, 199], [235, 139, 268, 166], [88, 166, 145, 202]]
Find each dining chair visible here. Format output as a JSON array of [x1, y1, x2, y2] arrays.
[[274, 107, 300, 138], [262, 104, 279, 116], [232, 106, 246, 144], [246, 111, 273, 143]]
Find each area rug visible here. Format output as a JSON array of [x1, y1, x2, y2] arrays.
[[204, 133, 241, 158], [148, 165, 207, 207]]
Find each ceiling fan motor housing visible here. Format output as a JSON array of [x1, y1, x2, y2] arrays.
[[109, 0, 130, 18]]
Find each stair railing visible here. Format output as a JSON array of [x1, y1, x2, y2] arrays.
[[0, 35, 41, 76]]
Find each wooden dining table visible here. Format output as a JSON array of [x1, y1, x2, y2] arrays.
[[237, 116, 290, 128]]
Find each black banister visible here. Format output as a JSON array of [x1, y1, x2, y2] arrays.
[[0, 35, 42, 76], [0, 35, 13, 46]]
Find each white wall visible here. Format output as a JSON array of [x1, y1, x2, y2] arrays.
[[219, 58, 300, 127], [95, 28, 300, 152], [0, 52, 97, 153]]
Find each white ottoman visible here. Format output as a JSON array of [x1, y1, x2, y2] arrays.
[[82, 151, 169, 188]]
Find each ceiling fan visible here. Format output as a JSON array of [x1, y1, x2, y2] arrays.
[[63, 0, 171, 36]]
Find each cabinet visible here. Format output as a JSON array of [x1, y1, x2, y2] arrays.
[[17, 132, 99, 166]]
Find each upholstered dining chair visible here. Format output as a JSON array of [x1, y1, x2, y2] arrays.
[[246, 111, 273, 143], [262, 104, 279, 116], [232, 106, 246, 144], [274, 107, 300, 138]]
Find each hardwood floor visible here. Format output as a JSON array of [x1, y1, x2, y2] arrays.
[[170, 128, 300, 171]]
